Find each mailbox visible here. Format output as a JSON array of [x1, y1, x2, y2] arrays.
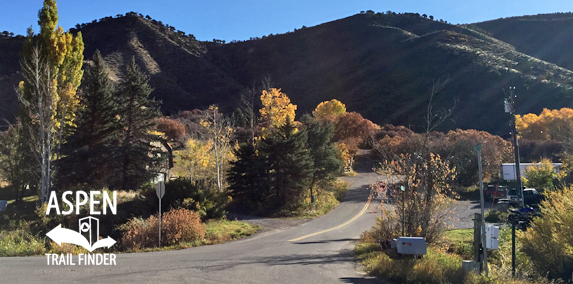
[[0, 200, 6, 212], [396, 237, 427, 255]]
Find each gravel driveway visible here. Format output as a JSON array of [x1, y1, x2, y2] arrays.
[[448, 199, 502, 229]]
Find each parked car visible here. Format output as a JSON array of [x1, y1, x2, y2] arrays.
[[506, 188, 545, 206], [507, 189, 519, 205], [485, 185, 508, 202], [523, 188, 545, 206]]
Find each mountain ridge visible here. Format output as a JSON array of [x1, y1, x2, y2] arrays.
[[1, 12, 572, 134]]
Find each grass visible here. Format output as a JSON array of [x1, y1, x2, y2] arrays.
[[295, 179, 349, 218], [331, 179, 350, 202], [356, 228, 552, 284], [0, 225, 46, 256], [1, 189, 259, 255], [354, 233, 467, 284], [0, 218, 259, 256], [122, 240, 204, 253], [118, 219, 259, 253], [6, 195, 38, 205], [354, 231, 544, 284], [204, 220, 260, 244], [444, 228, 473, 243], [485, 209, 510, 223], [0, 195, 40, 227], [443, 228, 474, 260]]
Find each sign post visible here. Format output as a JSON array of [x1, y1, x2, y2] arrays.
[[156, 181, 165, 247], [400, 185, 405, 236]]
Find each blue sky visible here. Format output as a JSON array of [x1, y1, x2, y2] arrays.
[[2, 0, 573, 41]]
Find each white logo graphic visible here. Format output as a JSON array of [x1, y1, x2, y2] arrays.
[[46, 216, 116, 252]]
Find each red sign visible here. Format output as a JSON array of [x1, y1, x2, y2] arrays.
[[377, 181, 387, 192]]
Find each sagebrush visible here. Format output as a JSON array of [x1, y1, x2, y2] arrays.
[[120, 208, 205, 250]]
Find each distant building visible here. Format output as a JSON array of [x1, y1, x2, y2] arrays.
[[501, 163, 562, 181]]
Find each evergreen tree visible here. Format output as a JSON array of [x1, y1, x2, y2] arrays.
[[0, 123, 31, 202], [56, 50, 119, 189], [227, 143, 270, 211], [302, 115, 343, 197], [114, 57, 164, 190], [259, 118, 313, 211]]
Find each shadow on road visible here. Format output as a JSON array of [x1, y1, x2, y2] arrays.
[[292, 238, 356, 245], [343, 184, 373, 203], [339, 277, 384, 284], [195, 251, 359, 271], [353, 152, 375, 173]]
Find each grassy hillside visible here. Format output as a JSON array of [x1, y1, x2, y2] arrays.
[[472, 13, 573, 70], [209, 13, 573, 134], [76, 15, 243, 114], [1, 12, 572, 134], [0, 36, 25, 124]]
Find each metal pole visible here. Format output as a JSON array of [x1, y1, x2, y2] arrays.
[[510, 87, 524, 208], [512, 213, 516, 277], [402, 189, 405, 236], [159, 197, 161, 248], [473, 213, 481, 263], [476, 144, 488, 276]]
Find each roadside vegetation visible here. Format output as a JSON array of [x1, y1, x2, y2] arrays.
[[355, 229, 556, 284], [356, 190, 572, 283], [357, 105, 573, 283]]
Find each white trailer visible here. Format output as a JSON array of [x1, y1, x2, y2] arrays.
[[501, 163, 562, 181]]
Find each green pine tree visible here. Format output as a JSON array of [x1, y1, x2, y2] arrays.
[[259, 118, 313, 211], [228, 118, 314, 214], [56, 50, 120, 189], [114, 57, 164, 190], [0, 123, 30, 202], [302, 115, 343, 198], [228, 143, 270, 212]]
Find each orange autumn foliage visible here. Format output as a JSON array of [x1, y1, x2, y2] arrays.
[[516, 108, 573, 141]]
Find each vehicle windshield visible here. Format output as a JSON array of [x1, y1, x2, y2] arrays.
[[508, 189, 516, 195]]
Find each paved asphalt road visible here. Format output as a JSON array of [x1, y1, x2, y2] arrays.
[[0, 171, 382, 283]]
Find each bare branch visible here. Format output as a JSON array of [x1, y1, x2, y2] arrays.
[[425, 78, 453, 134], [18, 44, 55, 203]]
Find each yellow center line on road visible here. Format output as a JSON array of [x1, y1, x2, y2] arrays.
[[288, 199, 371, 242]]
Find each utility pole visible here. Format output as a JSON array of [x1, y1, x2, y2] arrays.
[[474, 143, 488, 276], [505, 87, 520, 278], [506, 87, 524, 208]]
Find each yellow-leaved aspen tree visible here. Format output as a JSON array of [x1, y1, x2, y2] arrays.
[[36, 0, 85, 158], [312, 99, 346, 119], [259, 88, 297, 138], [174, 139, 213, 182], [201, 106, 234, 191], [18, 0, 84, 202]]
